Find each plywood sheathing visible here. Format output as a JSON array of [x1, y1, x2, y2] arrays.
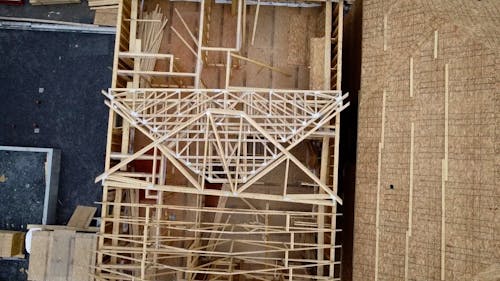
[[353, 0, 500, 280], [309, 37, 326, 90], [288, 13, 308, 66], [93, 8, 118, 26]]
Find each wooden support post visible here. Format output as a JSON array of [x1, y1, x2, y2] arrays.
[[324, 0, 332, 90], [225, 51, 232, 89], [283, 158, 290, 196], [286, 213, 290, 232], [251, 0, 260, 46], [317, 137, 329, 277], [140, 207, 150, 279], [336, 0, 343, 90], [329, 2, 343, 275], [120, 0, 139, 168], [194, 0, 206, 88], [242, 0, 246, 47]]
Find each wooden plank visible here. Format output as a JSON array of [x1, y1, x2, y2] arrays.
[[67, 206, 97, 229], [0, 230, 24, 258], [70, 233, 98, 281], [231, 53, 290, 77], [87, 0, 117, 6], [28, 231, 51, 280], [27, 224, 99, 233], [250, 0, 261, 45], [0, 16, 95, 27], [94, 8, 118, 26], [46, 230, 75, 281], [90, 5, 118, 10], [317, 137, 329, 276], [29, 0, 80, 5]]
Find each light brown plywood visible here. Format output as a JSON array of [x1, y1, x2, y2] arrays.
[[353, 1, 500, 280]]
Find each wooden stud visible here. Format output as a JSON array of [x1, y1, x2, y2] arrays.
[[250, 0, 261, 46]]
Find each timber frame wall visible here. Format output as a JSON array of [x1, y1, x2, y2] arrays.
[[95, 0, 347, 280]]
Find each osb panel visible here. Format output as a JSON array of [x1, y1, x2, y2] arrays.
[[287, 13, 308, 66], [353, 0, 499, 280], [309, 37, 326, 90]]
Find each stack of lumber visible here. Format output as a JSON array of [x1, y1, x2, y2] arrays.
[[29, 0, 80, 5], [137, 5, 168, 86], [27, 205, 98, 281], [138, 6, 168, 72], [0, 230, 24, 258], [28, 229, 97, 281]]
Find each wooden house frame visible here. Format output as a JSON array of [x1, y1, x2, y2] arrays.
[[95, 0, 347, 279]]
